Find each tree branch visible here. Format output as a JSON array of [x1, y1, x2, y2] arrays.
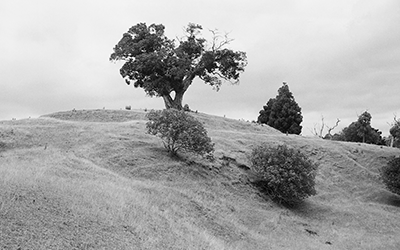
[[327, 118, 341, 137], [209, 29, 234, 51], [310, 116, 340, 138], [311, 115, 325, 138]]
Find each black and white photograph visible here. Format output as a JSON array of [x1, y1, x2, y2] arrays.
[[1, 1, 400, 249]]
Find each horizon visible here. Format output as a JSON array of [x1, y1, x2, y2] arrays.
[[2, 107, 395, 140], [1, 0, 399, 136]]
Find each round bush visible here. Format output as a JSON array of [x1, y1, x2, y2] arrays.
[[146, 109, 214, 157], [381, 157, 400, 195], [249, 144, 317, 204]]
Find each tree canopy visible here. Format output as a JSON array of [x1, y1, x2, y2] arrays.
[[333, 111, 383, 144], [389, 116, 400, 147], [110, 23, 247, 109], [390, 124, 400, 140], [257, 82, 303, 135]]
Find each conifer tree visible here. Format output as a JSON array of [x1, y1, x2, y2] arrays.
[[258, 82, 303, 135]]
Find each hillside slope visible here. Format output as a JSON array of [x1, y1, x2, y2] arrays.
[[1, 109, 400, 249]]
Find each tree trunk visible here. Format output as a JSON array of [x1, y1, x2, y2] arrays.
[[162, 90, 185, 110], [162, 76, 193, 110], [162, 94, 174, 109], [173, 91, 184, 109]]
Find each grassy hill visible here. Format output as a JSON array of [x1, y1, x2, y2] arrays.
[[1, 109, 400, 250]]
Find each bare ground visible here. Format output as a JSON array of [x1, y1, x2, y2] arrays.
[[1, 109, 400, 249]]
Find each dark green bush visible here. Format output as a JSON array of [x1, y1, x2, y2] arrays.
[[249, 144, 317, 204], [381, 157, 400, 195], [146, 109, 214, 158]]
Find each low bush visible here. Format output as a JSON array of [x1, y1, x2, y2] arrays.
[[381, 157, 400, 195], [146, 109, 214, 158], [249, 144, 317, 204]]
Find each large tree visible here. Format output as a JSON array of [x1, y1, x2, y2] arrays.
[[258, 82, 303, 135], [110, 23, 247, 109]]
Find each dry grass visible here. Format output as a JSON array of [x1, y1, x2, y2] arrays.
[[1, 109, 400, 249]]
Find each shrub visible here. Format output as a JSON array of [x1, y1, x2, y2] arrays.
[[381, 157, 400, 195], [249, 144, 317, 204], [146, 109, 214, 157]]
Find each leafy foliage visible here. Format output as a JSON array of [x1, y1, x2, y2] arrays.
[[333, 111, 383, 145], [389, 117, 400, 147], [249, 144, 317, 204], [390, 124, 400, 139], [110, 23, 247, 109], [381, 157, 400, 195], [257, 83, 303, 135], [146, 109, 214, 157]]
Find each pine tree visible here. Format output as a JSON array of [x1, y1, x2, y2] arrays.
[[258, 82, 303, 135]]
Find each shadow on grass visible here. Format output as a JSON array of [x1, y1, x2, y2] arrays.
[[374, 191, 400, 207], [385, 195, 400, 207], [287, 200, 334, 220], [251, 180, 332, 217], [250, 180, 299, 207]]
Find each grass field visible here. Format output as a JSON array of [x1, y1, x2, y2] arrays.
[[1, 109, 400, 249]]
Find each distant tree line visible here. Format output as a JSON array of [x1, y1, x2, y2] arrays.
[[328, 111, 385, 145], [256, 83, 400, 148], [319, 112, 400, 148]]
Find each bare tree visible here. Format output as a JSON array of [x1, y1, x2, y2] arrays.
[[326, 118, 341, 139], [311, 115, 325, 138], [311, 116, 340, 139]]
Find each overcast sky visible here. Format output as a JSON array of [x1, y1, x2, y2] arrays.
[[1, 0, 399, 136]]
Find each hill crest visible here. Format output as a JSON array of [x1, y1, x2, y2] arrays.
[[1, 109, 400, 249]]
